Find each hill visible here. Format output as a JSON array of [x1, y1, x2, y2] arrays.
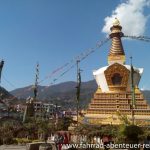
[[10, 81, 150, 109], [141, 90, 150, 104], [0, 86, 17, 106], [11, 80, 97, 109], [0, 86, 12, 98]]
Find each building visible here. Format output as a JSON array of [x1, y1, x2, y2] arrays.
[[23, 96, 63, 122], [14, 104, 26, 112], [84, 18, 150, 125], [33, 101, 62, 119]]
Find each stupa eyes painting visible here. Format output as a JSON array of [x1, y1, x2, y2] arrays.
[[111, 73, 122, 85]]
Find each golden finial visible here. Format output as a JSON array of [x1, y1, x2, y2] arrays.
[[113, 18, 120, 26]]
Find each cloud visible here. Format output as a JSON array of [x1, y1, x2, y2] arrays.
[[102, 0, 150, 36], [140, 86, 149, 91]]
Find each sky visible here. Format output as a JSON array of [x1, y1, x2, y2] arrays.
[[0, 0, 150, 91]]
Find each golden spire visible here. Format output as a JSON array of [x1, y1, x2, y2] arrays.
[[108, 18, 125, 65]]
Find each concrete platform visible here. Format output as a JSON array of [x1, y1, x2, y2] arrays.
[[0, 145, 26, 150]]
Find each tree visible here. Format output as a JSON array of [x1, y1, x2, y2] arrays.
[[123, 125, 143, 142], [0, 122, 14, 144], [57, 117, 73, 131], [117, 124, 144, 148]]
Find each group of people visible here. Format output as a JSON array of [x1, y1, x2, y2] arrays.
[[54, 132, 69, 150]]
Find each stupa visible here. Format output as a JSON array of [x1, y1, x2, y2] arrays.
[[84, 18, 150, 125]]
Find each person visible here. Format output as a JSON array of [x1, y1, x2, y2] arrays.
[[54, 134, 59, 150], [54, 133, 64, 150], [58, 133, 64, 150], [44, 133, 48, 143], [144, 135, 150, 150], [102, 136, 110, 150]]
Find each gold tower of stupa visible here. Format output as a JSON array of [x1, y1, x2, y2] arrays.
[[84, 18, 150, 125]]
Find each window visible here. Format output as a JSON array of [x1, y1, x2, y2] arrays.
[[111, 73, 122, 85], [116, 105, 119, 109]]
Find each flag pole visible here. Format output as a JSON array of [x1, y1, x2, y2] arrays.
[[33, 62, 39, 101], [76, 60, 81, 127], [0, 60, 4, 85], [130, 56, 135, 125]]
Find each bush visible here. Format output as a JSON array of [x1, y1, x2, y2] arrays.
[[15, 138, 32, 145], [123, 125, 143, 141], [32, 139, 43, 143], [3, 137, 17, 145]]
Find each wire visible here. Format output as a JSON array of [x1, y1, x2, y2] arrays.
[[123, 35, 150, 42], [5, 35, 150, 100], [2, 75, 16, 88], [43, 37, 110, 87], [39, 37, 110, 85]]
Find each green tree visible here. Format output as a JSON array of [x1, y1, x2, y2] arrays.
[[0, 122, 14, 144], [57, 117, 73, 131], [117, 124, 144, 150]]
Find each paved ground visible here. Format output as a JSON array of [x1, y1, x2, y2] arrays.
[[0, 143, 57, 150], [0, 145, 26, 150]]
